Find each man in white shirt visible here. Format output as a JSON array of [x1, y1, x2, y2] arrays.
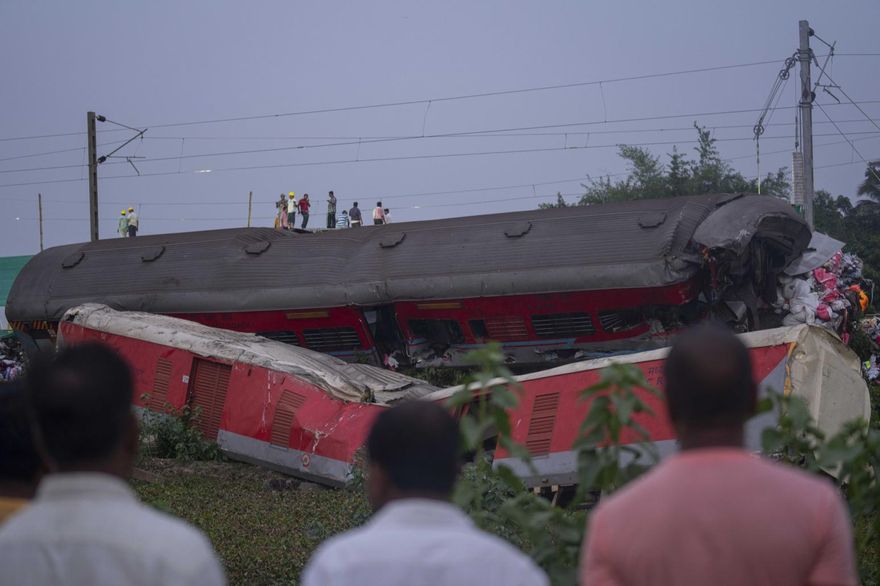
[[127, 207, 139, 237], [0, 343, 226, 586], [302, 402, 548, 586]]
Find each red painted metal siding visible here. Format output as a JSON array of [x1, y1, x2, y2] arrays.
[[147, 357, 173, 412], [271, 390, 307, 447], [168, 307, 374, 352], [525, 392, 560, 456], [395, 283, 696, 344], [499, 344, 791, 458], [188, 358, 232, 441]]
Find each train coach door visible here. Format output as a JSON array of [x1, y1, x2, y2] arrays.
[[186, 358, 232, 441], [363, 305, 407, 367]]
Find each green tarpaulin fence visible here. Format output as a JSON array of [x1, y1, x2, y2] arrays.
[[1, 255, 32, 331]]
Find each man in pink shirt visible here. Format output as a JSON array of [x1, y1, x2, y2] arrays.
[[579, 325, 858, 586]]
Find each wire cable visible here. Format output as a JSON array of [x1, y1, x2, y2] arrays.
[[0, 58, 800, 143], [7, 100, 879, 177], [815, 101, 880, 183]]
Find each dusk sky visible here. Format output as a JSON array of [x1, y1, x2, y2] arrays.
[[1, 0, 878, 255]]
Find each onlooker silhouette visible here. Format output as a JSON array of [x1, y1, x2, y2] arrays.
[[302, 401, 548, 586], [0, 381, 41, 524], [0, 343, 226, 586], [579, 325, 858, 586]]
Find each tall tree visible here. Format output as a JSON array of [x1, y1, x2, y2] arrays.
[[666, 146, 690, 197], [573, 124, 790, 204], [856, 162, 880, 201], [539, 192, 569, 209]]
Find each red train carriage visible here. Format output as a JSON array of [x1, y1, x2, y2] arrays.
[[7, 193, 810, 368], [60, 305, 870, 488], [59, 304, 438, 486]]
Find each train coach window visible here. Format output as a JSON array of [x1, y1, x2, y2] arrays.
[[408, 319, 464, 345], [303, 327, 362, 352], [598, 309, 645, 332], [258, 331, 302, 346], [484, 316, 529, 341], [469, 320, 488, 340], [531, 312, 596, 338]]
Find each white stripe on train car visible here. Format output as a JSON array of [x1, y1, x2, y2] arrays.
[[217, 430, 352, 487]]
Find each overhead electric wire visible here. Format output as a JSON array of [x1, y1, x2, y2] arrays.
[[133, 118, 880, 142], [0, 131, 869, 184], [6, 99, 880, 177], [5, 53, 877, 144], [816, 70, 880, 136], [8, 131, 877, 206], [0, 139, 129, 163], [815, 100, 880, 183], [103, 59, 789, 132], [4, 125, 879, 192], [0, 57, 815, 143]]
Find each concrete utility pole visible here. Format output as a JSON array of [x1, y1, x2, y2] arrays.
[[247, 191, 253, 227], [38, 193, 44, 251], [799, 20, 815, 229], [87, 111, 99, 242]]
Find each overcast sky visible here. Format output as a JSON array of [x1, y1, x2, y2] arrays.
[[1, 0, 878, 255]]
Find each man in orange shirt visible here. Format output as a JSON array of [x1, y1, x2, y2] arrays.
[[0, 381, 40, 524], [579, 325, 858, 586]]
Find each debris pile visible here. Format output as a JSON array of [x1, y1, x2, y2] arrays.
[[859, 316, 880, 383], [777, 251, 872, 344], [0, 335, 24, 381]]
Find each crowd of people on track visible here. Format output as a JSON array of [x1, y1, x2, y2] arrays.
[[275, 190, 390, 231], [0, 325, 860, 585]]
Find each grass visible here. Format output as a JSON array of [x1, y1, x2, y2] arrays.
[[132, 459, 370, 586]]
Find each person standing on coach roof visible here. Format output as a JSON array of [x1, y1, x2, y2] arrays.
[[327, 191, 337, 229], [287, 192, 297, 231], [372, 201, 385, 225], [0, 343, 226, 586], [579, 325, 857, 586], [302, 402, 548, 586], [117, 209, 128, 238], [349, 201, 362, 228], [298, 193, 311, 229], [127, 207, 139, 237]]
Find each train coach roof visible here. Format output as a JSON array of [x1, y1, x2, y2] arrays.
[[6, 193, 809, 321]]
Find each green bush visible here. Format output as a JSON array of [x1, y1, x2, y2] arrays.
[[139, 403, 224, 462], [450, 344, 879, 585]]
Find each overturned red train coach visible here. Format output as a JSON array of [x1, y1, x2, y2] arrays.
[[9, 193, 810, 369], [60, 305, 870, 488], [59, 304, 438, 486]]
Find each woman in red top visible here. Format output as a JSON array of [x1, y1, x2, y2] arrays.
[[298, 194, 311, 229]]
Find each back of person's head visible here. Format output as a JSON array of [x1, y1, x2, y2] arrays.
[[26, 343, 135, 471], [664, 324, 756, 431], [0, 381, 41, 496], [376, 201, 382, 207], [366, 402, 460, 507], [353, 201, 358, 207]]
